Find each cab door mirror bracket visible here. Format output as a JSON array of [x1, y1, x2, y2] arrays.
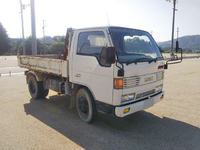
[[164, 41, 182, 69]]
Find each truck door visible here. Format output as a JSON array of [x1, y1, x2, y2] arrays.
[[71, 29, 114, 105]]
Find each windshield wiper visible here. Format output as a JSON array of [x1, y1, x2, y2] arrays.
[[126, 58, 151, 65], [148, 58, 157, 64], [149, 57, 164, 63], [126, 56, 164, 66]]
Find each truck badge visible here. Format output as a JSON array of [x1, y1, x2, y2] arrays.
[[144, 76, 153, 82]]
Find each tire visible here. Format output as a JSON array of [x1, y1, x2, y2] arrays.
[[28, 75, 40, 99], [43, 89, 49, 97], [39, 81, 49, 98], [28, 75, 49, 99], [76, 88, 98, 123]]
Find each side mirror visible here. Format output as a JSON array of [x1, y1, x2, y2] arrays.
[[99, 47, 116, 67]]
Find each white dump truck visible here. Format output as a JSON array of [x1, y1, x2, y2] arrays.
[[18, 26, 168, 123]]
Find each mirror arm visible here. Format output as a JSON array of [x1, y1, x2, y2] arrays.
[[116, 60, 124, 77], [164, 48, 182, 69]]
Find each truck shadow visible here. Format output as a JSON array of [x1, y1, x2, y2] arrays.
[[24, 95, 200, 150]]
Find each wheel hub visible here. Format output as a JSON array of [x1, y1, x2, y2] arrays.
[[30, 80, 36, 93], [79, 97, 89, 114]]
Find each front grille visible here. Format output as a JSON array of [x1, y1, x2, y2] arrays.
[[123, 77, 140, 88], [123, 71, 164, 88], [136, 89, 156, 99]]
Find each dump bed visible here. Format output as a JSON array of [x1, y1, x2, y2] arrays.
[[18, 55, 68, 78]]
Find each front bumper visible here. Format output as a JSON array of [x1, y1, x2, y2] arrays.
[[115, 91, 165, 117]]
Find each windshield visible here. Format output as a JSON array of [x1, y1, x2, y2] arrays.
[[109, 27, 163, 64]]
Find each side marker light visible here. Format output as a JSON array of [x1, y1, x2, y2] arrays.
[[158, 65, 164, 69]]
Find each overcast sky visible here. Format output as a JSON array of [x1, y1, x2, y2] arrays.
[[0, 0, 200, 42]]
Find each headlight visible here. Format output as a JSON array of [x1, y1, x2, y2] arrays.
[[121, 93, 135, 102], [155, 84, 163, 93]]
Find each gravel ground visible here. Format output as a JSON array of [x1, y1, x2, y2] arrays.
[[0, 55, 199, 150]]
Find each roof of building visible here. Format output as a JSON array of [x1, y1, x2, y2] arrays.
[[40, 37, 56, 45]]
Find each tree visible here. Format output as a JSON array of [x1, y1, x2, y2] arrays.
[[125, 37, 149, 53], [47, 42, 64, 54], [185, 48, 192, 53], [13, 39, 22, 55], [158, 46, 165, 53], [0, 22, 11, 55], [17, 36, 44, 55], [52, 36, 65, 42]]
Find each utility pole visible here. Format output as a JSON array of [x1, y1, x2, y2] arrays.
[[170, 0, 178, 56], [30, 0, 37, 55], [20, 0, 26, 55], [106, 13, 110, 26], [177, 27, 179, 41], [150, 30, 153, 36], [42, 20, 46, 55]]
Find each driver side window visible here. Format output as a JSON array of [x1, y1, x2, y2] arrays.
[[77, 31, 108, 56]]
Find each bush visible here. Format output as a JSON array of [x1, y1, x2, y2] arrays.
[[47, 42, 64, 54], [16, 36, 44, 55]]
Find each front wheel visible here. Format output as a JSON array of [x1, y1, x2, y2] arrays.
[[76, 88, 98, 123]]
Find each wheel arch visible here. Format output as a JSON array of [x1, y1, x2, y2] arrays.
[[72, 83, 96, 101], [26, 71, 43, 84]]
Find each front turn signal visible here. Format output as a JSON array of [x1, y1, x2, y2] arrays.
[[114, 78, 123, 89], [123, 108, 130, 114]]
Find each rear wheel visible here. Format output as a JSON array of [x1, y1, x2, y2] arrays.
[[39, 81, 49, 98], [28, 75, 49, 99], [76, 88, 98, 123], [28, 75, 40, 99]]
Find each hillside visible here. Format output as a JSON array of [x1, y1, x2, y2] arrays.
[[158, 35, 200, 52]]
